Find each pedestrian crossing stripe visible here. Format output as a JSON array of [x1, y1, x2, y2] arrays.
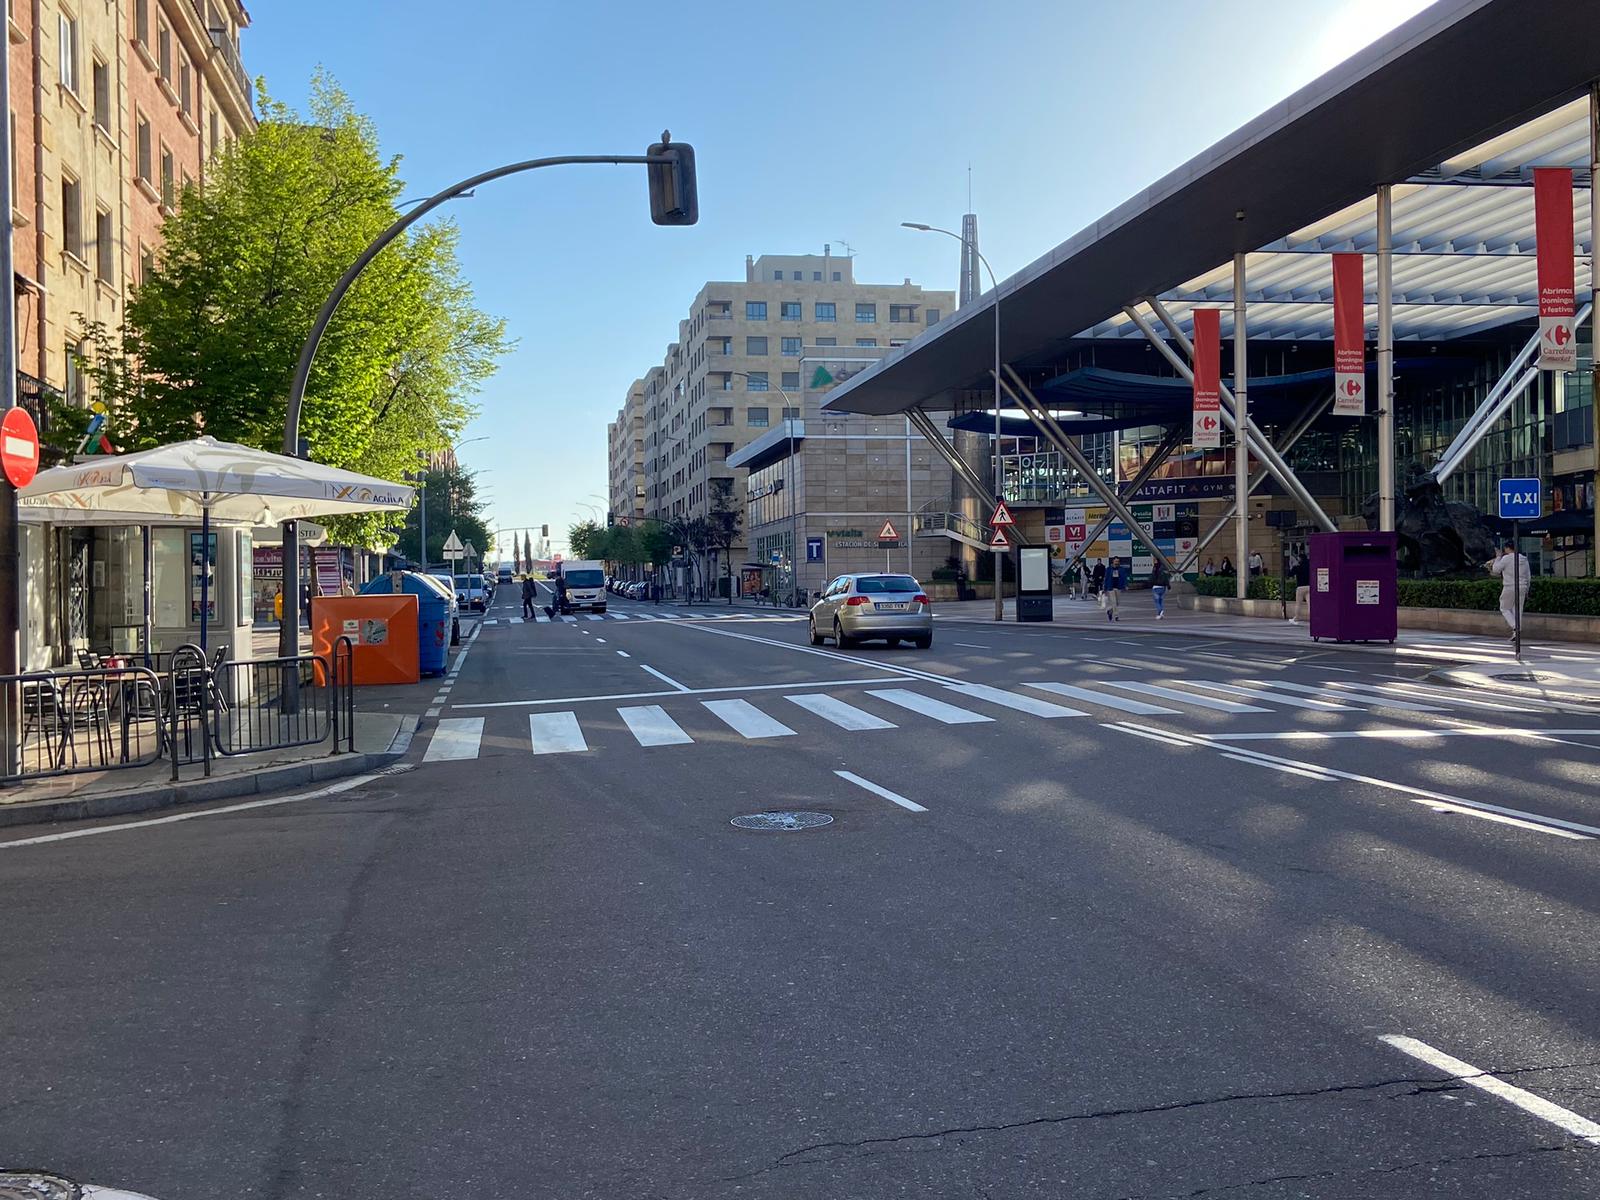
[[416, 675, 1561, 761]]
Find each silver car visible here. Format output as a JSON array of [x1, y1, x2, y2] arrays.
[[810, 573, 932, 649]]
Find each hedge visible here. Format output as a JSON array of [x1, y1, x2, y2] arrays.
[[1196, 573, 1600, 615]]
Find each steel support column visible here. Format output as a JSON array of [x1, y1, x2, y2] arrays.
[[1377, 183, 1396, 532], [1000, 367, 1177, 572], [908, 407, 997, 510], [1066, 425, 1185, 571], [1180, 391, 1334, 572], [1129, 302, 1336, 532], [1233, 254, 1250, 599]]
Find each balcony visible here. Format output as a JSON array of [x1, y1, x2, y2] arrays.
[[188, 1, 251, 108]]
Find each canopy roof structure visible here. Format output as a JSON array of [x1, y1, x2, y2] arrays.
[[822, 0, 1600, 417]]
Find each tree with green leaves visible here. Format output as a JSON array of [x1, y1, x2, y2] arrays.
[[568, 519, 603, 560], [706, 479, 743, 600], [84, 72, 510, 549], [390, 463, 492, 567]]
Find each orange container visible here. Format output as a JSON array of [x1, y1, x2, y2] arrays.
[[311, 595, 420, 685]]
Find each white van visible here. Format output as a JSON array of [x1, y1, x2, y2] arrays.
[[556, 560, 607, 613]]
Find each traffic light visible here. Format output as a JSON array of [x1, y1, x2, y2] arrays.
[[647, 133, 698, 226], [541, 524, 549, 537]]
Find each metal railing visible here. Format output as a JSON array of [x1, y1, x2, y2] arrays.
[[211, 653, 332, 757], [0, 665, 166, 782]]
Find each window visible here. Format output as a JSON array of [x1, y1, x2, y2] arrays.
[[179, 55, 192, 115], [94, 207, 112, 281], [780, 301, 801, 321], [92, 59, 110, 130], [209, 108, 219, 156], [855, 303, 876, 323], [816, 336, 836, 347], [772, 270, 784, 281], [136, 114, 152, 182], [926, 308, 941, 325], [65, 344, 83, 405], [57, 9, 79, 92], [814, 302, 836, 322], [139, 244, 153, 284], [812, 271, 821, 281], [160, 145, 174, 210], [782, 406, 800, 420], [60, 174, 83, 259], [889, 339, 909, 347], [780, 336, 801, 356], [856, 338, 877, 348], [832, 271, 841, 281], [745, 335, 767, 355], [745, 300, 766, 321], [157, 19, 170, 81], [745, 371, 769, 391], [890, 304, 917, 322], [747, 407, 769, 427]]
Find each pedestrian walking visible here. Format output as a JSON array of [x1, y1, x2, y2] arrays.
[[1091, 559, 1106, 607], [273, 589, 284, 626], [1487, 540, 1530, 642], [1103, 556, 1126, 621], [1288, 553, 1312, 624], [1150, 560, 1169, 619], [521, 574, 537, 619]]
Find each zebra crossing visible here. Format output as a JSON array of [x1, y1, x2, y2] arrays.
[[474, 610, 797, 626], [419, 672, 1578, 764]]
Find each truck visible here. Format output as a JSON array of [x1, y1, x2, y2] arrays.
[[555, 559, 607, 614]]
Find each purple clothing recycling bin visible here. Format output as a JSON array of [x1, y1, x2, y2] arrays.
[[1308, 531, 1398, 644]]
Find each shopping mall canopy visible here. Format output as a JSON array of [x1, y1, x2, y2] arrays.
[[822, 0, 1600, 417]]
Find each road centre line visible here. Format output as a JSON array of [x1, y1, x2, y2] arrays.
[[1204, 727, 1600, 748], [1380, 1035, 1600, 1145], [1102, 722, 1195, 748], [450, 677, 904, 709], [835, 770, 927, 813], [0, 772, 388, 849], [616, 650, 630, 658], [1220, 752, 1336, 781], [1117, 723, 1597, 840], [639, 664, 690, 692]]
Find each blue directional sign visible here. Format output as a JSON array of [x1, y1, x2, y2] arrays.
[[1497, 477, 1541, 520], [770, 550, 782, 564], [805, 536, 824, 563]]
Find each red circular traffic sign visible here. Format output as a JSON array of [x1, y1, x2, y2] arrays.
[[1, 406, 40, 488]]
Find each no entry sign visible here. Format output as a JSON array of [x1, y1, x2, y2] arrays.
[[1, 407, 39, 488]]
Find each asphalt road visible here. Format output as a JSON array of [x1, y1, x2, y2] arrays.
[[3, 585, 1599, 1198]]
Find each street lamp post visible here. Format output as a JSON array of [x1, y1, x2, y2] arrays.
[[903, 222, 1004, 620]]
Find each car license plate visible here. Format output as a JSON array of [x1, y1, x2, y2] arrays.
[[876, 602, 907, 611]]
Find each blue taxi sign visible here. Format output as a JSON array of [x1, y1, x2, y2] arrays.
[[1496, 478, 1541, 520]]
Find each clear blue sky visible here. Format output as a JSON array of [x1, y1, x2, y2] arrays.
[[247, 0, 1431, 553]]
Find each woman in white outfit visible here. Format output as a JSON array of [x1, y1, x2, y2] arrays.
[[1486, 540, 1530, 641]]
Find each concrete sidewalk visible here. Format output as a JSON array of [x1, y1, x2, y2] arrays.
[[930, 591, 1600, 703]]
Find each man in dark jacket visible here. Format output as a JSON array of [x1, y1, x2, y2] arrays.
[[1103, 557, 1126, 621], [521, 575, 538, 619]]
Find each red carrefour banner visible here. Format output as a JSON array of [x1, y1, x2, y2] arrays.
[[1331, 253, 1366, 416], [1534, 167, 1577, 372], [1191, 308, 1221, 449]]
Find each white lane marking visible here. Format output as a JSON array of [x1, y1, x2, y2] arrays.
[[594, 638, 607, 644], [422, 718, 484, 762], [618, 705, 694, 746], [509, 617, 523, 625], [609, 613, 630, 620], [952, 642, 990, 649], [1221, 752, 1336, 781], [529, 712, 588, 754], [0, 772, 390, 849], [786, 693, 897, 731], [616, 650, 630, 658], [1102, 721, 1196, 747], [1180, 680, 1355, 711], [482, 619, 497, 626], [1029, 681, 1180, 715], [1374, 680, 1548, 713], [639, 664, 690, 692], [1206, 727, 1600, 743], [866, 688, 992, 725], [703, 698, 796, 739], [1144, 726, 1598, 840], [1253, 679, 1441, 712], [1380, 1035, 1600, 1145], [946, 682, 1085, 718], [424, 706, 441, 718], [455, 677, 904, 709], [835, 769, 926, 813], [560, 615, 577, 623], [1104, 680, 1268, 713], [584, 614, 606, 622]]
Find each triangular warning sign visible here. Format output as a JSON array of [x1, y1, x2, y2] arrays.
[[990, 501, 1016, 527], [989, 527, 1010, 548], [877, 519, 900, 541]]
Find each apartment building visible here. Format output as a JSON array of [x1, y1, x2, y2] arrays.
[[622, 250, 953, 574], [607, 378, 646, 527]]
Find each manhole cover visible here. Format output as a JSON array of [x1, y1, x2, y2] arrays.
[[0, 1175, 78, 1200], [1495, 672, 1553, 683], [730, 811, 834, 832]]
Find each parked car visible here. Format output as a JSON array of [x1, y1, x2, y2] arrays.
[[809, 573, 932, 648], [454, 573, 490, 611]]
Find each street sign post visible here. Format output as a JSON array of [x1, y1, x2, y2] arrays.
[[989, 502, 1014, 527], [805, 536, 824, 563], [442, 530, 465, 563], [1497, 477, 1540, 657]]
